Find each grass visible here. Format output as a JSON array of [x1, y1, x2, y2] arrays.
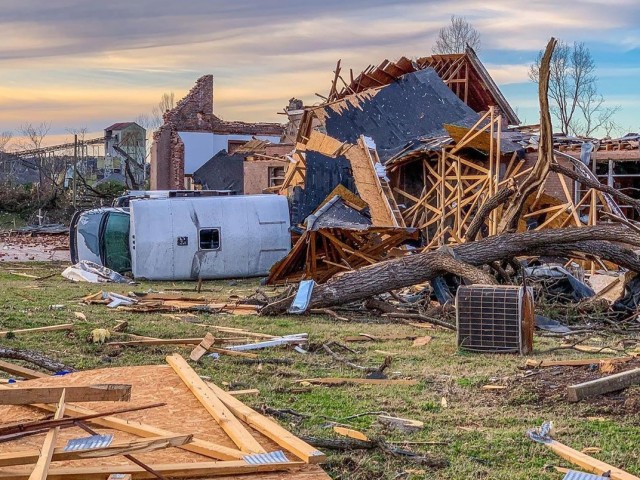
[[0, 261, 638, 479]]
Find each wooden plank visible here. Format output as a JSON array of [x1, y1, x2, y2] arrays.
[[28, 389, 65, 480], [190, 333, 216, 362], [0, 434, 192, 467], [205, 381, 326, 464], [297, 378, 418, 386], [0, 324, 74, 338], [333, 426, 369, 441], [525, 357, 633, 368], [545, 438, 640, 480], [567, 368, 640, 402], [227, 389, 260, 397], [0, 360, 47, 379], [166, 354, 265, 454], [0, 460, 302, 480], [0, 384, 131, 405], [108, 338, 204, 347]]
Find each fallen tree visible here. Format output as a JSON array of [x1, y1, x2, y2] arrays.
[[0, 347, 75, 373], [261, 224, 640, 314]]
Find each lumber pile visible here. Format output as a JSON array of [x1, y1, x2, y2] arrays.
[[0, 357, 328, 479], [82, 291, 259, 315]]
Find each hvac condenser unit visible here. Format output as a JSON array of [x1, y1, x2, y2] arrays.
[[456, 285, 534, 354]]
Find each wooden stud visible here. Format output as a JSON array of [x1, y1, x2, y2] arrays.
[[0, 360, 47, 379], [166, 354, 265, 454], [108, 338, 204, 347], [28, 389, 66, 480], [0, 324, 74, 338], [567, 368, 640, 402], [0, 384, 131, 405], [545, 438, 640, 480]]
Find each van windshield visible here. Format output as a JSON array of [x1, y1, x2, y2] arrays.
[[101, 212, 131, 273]]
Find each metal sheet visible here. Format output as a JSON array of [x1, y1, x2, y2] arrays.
[[64, 434, 113, 451], [563, 470, 609, 480], [243, 450, 289, 465]]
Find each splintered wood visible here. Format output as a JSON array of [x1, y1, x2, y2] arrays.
[[266, 226, 419, 285], [0, 361, 329, 480]]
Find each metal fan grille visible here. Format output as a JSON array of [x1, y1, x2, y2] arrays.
[[456, 285, 527, 353]]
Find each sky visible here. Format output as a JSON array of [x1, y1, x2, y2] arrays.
[[1, 0, 639, 147]]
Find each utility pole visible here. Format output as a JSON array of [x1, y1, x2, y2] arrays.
[[72, 134, 78, 209]]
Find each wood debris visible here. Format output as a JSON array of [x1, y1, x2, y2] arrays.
[[0, 361, 329, 479]]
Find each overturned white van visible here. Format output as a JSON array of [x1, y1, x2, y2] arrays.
[[70, 194, 291, 280]]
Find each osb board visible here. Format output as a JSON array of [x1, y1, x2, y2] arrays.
[[344, 142, 397, 227], [444, 123, 494, 154], [0, 365, 329, 480], [303, 131, 345, 157], [315, 184, 368, 212]]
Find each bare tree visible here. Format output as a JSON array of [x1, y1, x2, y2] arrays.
[[0, 131, 12, 152], [150, 92, 175, 128], [18, 122, 66, 196], [433, 16, 481, 54], [0, 131, 13, 182], [529, 41, 619, 137]]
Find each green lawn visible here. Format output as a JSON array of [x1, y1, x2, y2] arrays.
[[0, 262, 638, 479]]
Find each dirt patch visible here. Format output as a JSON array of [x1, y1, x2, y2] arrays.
[[508, 358, 640, 412]]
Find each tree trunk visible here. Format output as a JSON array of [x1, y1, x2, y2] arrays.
[[262, 224, 640, 313], [464, 186, 515, 241], [0, 347, 74, 373], [497, 38, 557, 232]]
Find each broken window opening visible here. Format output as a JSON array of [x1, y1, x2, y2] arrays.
[[199, 228, 221, 250], [268, 166, 286, 187]]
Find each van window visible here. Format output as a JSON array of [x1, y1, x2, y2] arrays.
[[102, 212, 131, 273], [199, 229, 220, 250]]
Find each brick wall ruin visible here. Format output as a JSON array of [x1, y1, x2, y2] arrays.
[[150, 75, 285, 190]]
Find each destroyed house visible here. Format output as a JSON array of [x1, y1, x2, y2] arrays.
[[150, 75, 286, 191], [269, 49, 626, 284]]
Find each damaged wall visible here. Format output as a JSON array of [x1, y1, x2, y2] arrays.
[[150, 75, 285, 190]]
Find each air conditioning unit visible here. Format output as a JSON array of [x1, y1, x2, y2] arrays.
[[456, 285, 534, 354]]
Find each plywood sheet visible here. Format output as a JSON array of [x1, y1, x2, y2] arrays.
[[0, 365, 329, 480], [344, 141, 397, 226]]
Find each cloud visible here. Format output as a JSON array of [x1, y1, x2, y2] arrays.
[[0, 0, 639, 138]]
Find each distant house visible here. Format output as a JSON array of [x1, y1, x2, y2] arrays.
[[193, 139, 292, 194], [104, 122, 146, 188], [150, 75, 285, 190]]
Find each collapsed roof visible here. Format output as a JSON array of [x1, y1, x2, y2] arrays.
[[328, 47, 520, 127]]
